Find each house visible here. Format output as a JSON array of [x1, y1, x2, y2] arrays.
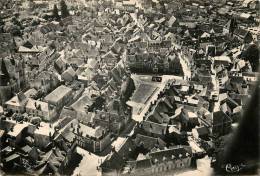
[[24, 88, 38, 98], [92, 101, 130, 134], [208, 110, 232, 136], [100, 151, 125, 174], [7, 122, 29, 147], [25, 99, 57, 121], [122, 1, 136, 12], [134, 134, 167, 150], [2, 153, 21, 169], [19, 145, 39, 162], [122, 145, 193, 176], [101, 51, 119, 69], [5, 92, 28, 113], [61, 67, 77, 82], [223, 19, 237, 35], [0, 33, 15, 57], [238, 13, 254, 22], [54, 56, 67, 74], [29, 71, 60, 95], [168, 16, 177, 27], [233, 28, 253, 44], [213, 56, 232, 66], [34, 141, 77, 175], [0, 57, 26, 104], [140, 120, 168, 137], [34, 122, 54, 148], [171, 107, 199, 129], [112, 136, 137, 160], [0, 129, 5, 147], [192, 126, 209, 140], [44, 85, 73, 110], [70, 122, 111, 153]]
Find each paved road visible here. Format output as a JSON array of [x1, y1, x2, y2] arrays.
[[129, 74, 182, 122], [73, 147, 105, 176], [178, 53, 191, 80], [176, 156, 213, 176]]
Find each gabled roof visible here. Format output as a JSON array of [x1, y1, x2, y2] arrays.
[[5, 92, 28, 107], [141, 120, 167, 135], [44, 85, 72, 104], [195, 126, 209, 136], [149, 145, 192, 162], [61, 67, 76, 81], [100, 151, 124, 170], [8, 123, 29, 137], [134, 134, 166, 150], [213, 110, 231, 124], [134, 158, 152, 170], [233, 28, 250, 39]]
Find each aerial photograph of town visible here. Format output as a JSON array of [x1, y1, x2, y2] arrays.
[[0, 0, 259, 175]]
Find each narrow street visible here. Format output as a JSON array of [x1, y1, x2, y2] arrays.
[[178, 53, 192, 81], [73, 147, 105, 176]]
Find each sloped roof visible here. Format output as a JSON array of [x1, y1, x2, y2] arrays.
[[134, 158, 152, 170], [5, 92, 28, 107], [149, 145, 192, 162], [134, 134, 166, 150], [142, 120, 167, 135], [44, 85, 72, 104]]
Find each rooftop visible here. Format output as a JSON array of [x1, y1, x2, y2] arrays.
[[44, 85, 72, 104], [34, 122, 55, 136], [7, 122, 29, 137]]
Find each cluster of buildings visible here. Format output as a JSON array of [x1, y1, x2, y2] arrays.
[[98, 0, 259, 175], [0, 117, 78, 175], [0, 0, 259, 175], [0, 0, 138, 174]]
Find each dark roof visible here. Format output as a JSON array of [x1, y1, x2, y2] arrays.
[[233, 28, 250, 39], [141, 120, 168, 135], [135, 159, 152, 170], [101, 152, 124, 170], [20, 145, 32, 154], [134, 134, 166, 150], [213, 110, 232, 125], [149, 145, 192, 162], [196, 126, 209, 136], [3, 153, 20, 163]]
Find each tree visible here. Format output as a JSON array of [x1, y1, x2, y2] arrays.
[[60, 0, 69, 18], [52, 4, 60, 20]]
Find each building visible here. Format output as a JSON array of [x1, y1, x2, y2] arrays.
[[0, 33, 15, 57], [63, 120, 112, 153], [233, 28, 253, 44], [5, 92, 28, 113], [44, 85, 73, 110], [5, 91, 57, 121], [121, 146, 193, 176], [29, 71, 60, 95], [34, 122, 55, 148], [0, 57, 26, 105], [7, 122, 29, 147], [125, 50, 183, 75], [25, 99, 57, 121]]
